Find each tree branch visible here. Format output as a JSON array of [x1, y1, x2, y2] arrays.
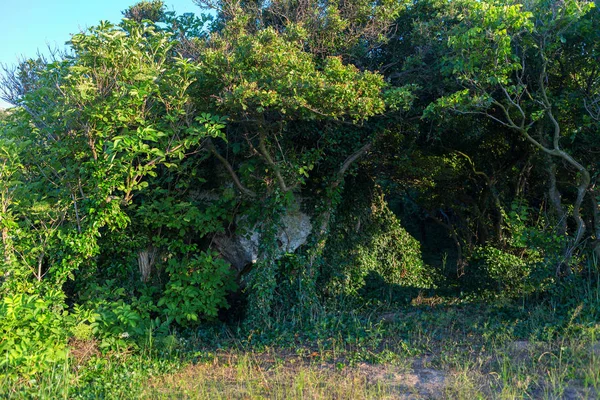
[[258, 132, 290, 192], [207, 138, 256, 198], [332, 142, 372, 188]]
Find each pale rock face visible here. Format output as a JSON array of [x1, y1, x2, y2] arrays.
[[213, 208, 313, 271], [278, 210, 314, 254]]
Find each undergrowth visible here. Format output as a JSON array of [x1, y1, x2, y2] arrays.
[[2, 264, 600, 399]]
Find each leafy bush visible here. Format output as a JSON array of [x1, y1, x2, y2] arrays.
[[355, 195, 433, 289], [0, 291, 71, 376], [323, 184, 434, 298], [159, 251, 236, 325], [470, 245, 533, 290], [467, 200, 561, 294]]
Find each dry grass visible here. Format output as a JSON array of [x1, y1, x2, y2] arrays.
[[141, 331, 600, 399], [443, 338, 600, 399], [143, 349, 447, 399], [68, 338, 100, 366]]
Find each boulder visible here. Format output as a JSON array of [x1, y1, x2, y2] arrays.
[[213, 208, 313, 271]]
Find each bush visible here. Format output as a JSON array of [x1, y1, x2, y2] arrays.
[[323, 183, 434, 298], [0, 291, 71, 376], [158, 251, 237, 325], [355, 195, 433, 289], [466, 200, 561, 295]]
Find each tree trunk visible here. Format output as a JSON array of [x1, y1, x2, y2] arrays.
[[138, 247, 157, 283], [590, 189, 600, 261], [546, 157, 567, 236]]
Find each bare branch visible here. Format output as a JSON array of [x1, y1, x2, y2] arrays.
[[332, 142, 372, 188], [500, 87, 527, 129], [584, 96, 600, 121]]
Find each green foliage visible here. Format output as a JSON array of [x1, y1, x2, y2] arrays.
[[1, 0, 600, 385], [198, 21, 387, 122], [241, 193, 292, 328], [0, 18, 229, 297], [191, 13, 389, 328], [70, 321, 94, 341], [0, 11, 238, 373], [202, 0, 403, 59], [470, 245, 533, 290], [323, 184, 434, 298], [159, 251, 236, 324], [445, 0, 534, 83], [0, 291, 71, 375], [468, 200, 563, 294], [123, 1, 166, 23], [355, 193, 433, 289]]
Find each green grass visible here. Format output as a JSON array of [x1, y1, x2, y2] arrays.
[[2, 281, 600, 399]]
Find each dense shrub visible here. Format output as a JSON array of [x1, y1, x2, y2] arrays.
[[0, 292, 71, 375], [322, 183, 434, 298]]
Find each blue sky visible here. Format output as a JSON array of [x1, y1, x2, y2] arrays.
[[0, 0, 204, 109]]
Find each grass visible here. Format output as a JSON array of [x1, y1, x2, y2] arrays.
[[138, 298, 599, 399], [143, 351, 404, 399], [2, 275, 600, 399]]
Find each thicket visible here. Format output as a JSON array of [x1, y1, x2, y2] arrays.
[[0, 0, 598, 381]]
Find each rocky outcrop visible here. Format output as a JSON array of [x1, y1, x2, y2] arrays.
[[213, 208, 313, 272]]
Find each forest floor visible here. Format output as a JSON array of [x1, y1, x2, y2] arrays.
[[144, 350, 449, 399], [4, 292, 600, 399], [140, 302, 600, 399]]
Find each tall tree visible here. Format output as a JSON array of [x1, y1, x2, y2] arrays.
[[428, 0, 598, 272]]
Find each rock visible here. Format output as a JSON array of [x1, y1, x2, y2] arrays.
[[213, 207, 313, 271], [278, 209, 314, 253], [212, 234, 256, 272]]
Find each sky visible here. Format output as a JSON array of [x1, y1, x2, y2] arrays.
[[0, 0, 204, 109]]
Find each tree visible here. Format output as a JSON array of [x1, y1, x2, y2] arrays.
[[186, 13, 398, 323], [123, 0, 166, 23], [195, 20, 386, 196], [0, 15, 234, 323], [195, 0, 403, 61], [428, 0, 598, 272]]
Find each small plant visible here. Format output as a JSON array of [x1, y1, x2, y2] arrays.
[[71, 322, 94, 341]]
